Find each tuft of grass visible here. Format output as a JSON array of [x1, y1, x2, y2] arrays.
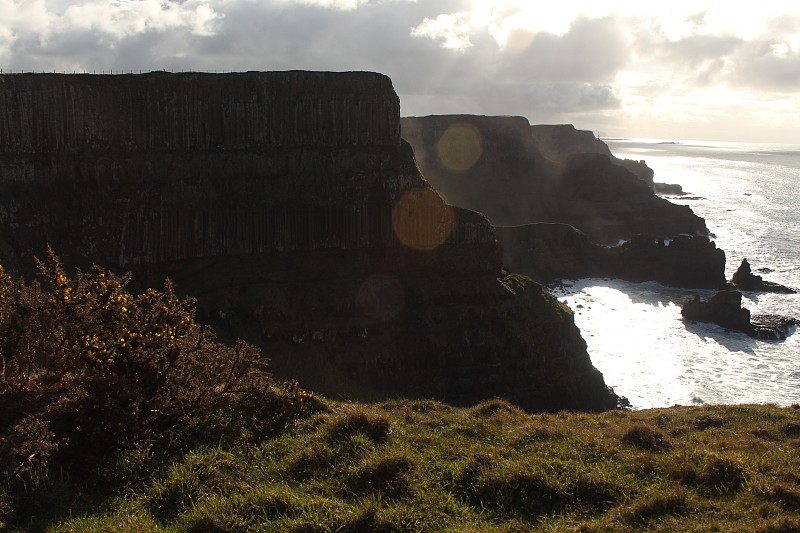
[[622, 424, 671, 451], [783, 423, 800, 437], [700, 455, 747, 494], [346, 454, 413, 498], [452, 452, 496, 496], [177, 485, 301, 532], [767, 482, 800, 511], [622, 488, 690, 524], [470, 398, 526, 418], [326, 408, 391, 445], [693, 415, 726, 430], [470, 469, 566, 520], [288, 444, 338, 480], [144, 447, 241, 524], [571, 473, 627, 511], [756, 516, 800, 533]]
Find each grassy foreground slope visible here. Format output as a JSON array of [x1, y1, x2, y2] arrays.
[[8, 401, 800, 532], [2, 259, 799, 532]]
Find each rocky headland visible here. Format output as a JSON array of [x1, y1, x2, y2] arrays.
[[400, 115, 708, 247], [401, 116, 725, 289], [530, 124, 654, 186], [0, 71, 617, 412]]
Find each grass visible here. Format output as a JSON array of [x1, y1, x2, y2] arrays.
[[3, 401, 799, 532]]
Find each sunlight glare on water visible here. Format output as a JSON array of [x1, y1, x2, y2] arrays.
[[559, 139, 800, 409]]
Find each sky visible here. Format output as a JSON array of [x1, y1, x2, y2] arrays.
[[1, 0, 799, 143]]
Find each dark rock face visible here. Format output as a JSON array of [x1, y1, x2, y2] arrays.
[[496, 224, 727, 289], [750, 315, 799, 341], [557, 153, 704, 244], [530, 124, 654, 186], [530, 124, 612, 159], [682, 291, 753, 332], [732, 259, 796, 294], [401, 115, 707, 246], [682, 291, 797, 340], [0, 71, 617, 412], [0, 71, 420, 271]]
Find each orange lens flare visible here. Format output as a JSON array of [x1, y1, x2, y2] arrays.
[[391, 187, 455, 251]]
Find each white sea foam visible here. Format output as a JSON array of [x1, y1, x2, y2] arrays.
[[559, 139, 800, 409]]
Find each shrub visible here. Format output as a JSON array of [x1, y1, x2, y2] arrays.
[[0, 251, 316, 487]]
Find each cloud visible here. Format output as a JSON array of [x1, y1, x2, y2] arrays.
[[411, 11, 473, 51], [733, 39, 800, 92], [1, 0, 224, 69], [501, 16, 629, 84], [1, 1, 799, 141]]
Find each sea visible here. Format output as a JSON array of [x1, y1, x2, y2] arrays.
[[551, 139, 800, 409]]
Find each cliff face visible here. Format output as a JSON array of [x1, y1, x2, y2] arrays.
[[0, 72, 616, 412], [0, 72, 449, 271], [530, 124, 654, 186], [530, 124, 612, 160], [401, 115, 707, 245]]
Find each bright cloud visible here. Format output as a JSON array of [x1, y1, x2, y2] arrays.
[[411, 11, 474, 51], [56, 1, 223, 39]]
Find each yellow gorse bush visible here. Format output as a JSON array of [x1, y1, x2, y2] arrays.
[[0, 250, 317, 486]]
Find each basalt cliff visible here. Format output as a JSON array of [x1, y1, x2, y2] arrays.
[[400, 115, 707, 246], [0, 71, 616, 412], [530, 124, 654, 186], [401, 115, 719, 288]]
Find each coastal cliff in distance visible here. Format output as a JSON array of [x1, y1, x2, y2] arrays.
[[0, 71, 616, 412], [530, 124, 654, 186], [401, 115, 706, 245]]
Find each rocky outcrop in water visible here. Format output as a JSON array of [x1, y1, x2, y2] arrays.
[[682, 291, 797, 340], [654, 183, 685, 195], [496, 224, 727, 289], [732, 259, 796, 294], [400, 115, 707, 246], [0, 71, 617, 412]]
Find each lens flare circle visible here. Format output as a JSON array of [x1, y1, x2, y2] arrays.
[[391, 187, 455, 251], [436, 122, 483, 173]]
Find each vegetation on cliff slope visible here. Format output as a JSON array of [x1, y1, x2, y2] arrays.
[[0, 253, 318, 524], [1, 257, 799, 532]]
